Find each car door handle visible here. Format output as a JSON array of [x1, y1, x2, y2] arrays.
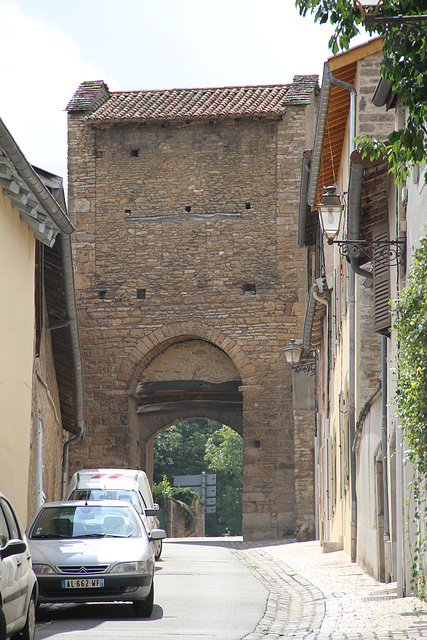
[[16, 559, 22, 567]]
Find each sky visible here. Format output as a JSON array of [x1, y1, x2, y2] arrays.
[[0, 0, 370, 190]]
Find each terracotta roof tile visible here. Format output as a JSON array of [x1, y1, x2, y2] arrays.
[[66, 76, 318, 124]]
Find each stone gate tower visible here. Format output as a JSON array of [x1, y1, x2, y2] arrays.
[[66, 76, 318, 540]]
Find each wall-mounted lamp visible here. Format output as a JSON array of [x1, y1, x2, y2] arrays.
[[284, 339, 302, 365], [284, 340, 316, 375], [353, 0, 384, 17], [354, 0, 427, 30], [317, 186, 344, 242], [318, 185, 405, 265]]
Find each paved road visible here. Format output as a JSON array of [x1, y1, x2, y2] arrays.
[[35, 538, 267, 640], [35, 537, 427, 640]]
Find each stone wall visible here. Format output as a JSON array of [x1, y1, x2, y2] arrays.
[[67, 81, 318, 540], [165, 497, 204, 538]]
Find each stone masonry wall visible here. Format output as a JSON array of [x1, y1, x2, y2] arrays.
[[67, 89, 317, 540]]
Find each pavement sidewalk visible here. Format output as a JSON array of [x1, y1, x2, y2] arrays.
[[224, 538, 427, 640]]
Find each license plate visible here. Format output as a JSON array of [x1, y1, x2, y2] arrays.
[[61, 578, 105, 589]]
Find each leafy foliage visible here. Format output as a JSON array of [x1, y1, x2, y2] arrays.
[[153, 419, 219, 484], [153, 420, 243, 536], [392, 235, 427, 597], [204, 425, 243, 536], [295, 0, 427, 182], [152, 475, 202, 534], [392, 235, 427, 473]]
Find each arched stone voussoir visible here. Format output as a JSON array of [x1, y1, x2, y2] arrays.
[[121, 321, 253, 391]]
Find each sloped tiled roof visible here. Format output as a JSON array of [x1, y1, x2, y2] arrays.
[[66, 76, 318, 124]]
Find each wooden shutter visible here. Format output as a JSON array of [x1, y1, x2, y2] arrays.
[[372, 223, 391, 334]]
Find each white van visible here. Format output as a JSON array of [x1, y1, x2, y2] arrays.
[[66, 469, 164, 559]]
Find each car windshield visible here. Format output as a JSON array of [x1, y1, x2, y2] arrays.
[[30, 505, 140, 539], [69, 489, 142, 512]]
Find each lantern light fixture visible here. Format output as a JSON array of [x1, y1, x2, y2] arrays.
[[284, 339, 302, 365], [317, 185, 344, 242], [353, 0, 384, 17]]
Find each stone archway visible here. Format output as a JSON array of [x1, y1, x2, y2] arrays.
[[127, 335, 245, 479], [120, 321, 253, 475]]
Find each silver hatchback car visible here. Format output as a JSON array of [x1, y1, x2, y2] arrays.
[[27, 501, 165, 617], [0, 492, 38, 640]]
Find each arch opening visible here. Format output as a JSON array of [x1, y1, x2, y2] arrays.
[[153, 418, 243, 536]]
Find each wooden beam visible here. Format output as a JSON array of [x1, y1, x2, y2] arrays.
[[137, 399, 242, 414], [135, 379, 241, 396], [329, 38, 383, 72]]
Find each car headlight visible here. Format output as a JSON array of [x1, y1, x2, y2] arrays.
[[32, 563, 56, 575], [110, 561, 148, 573]]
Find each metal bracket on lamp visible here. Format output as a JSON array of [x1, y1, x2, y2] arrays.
[[318, 185, 406, 267], [327, 238, 406, 266]]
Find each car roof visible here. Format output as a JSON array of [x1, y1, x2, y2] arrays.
[[40, 500, 136, 509]]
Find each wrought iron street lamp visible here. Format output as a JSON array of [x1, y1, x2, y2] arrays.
[[284, 340, 316, 376], [317, 186, 344, 242], [318, 185, 406, 266], [284, 339, 302, 365], [353, 0, 427, 30], [353, 0, 384, 17]]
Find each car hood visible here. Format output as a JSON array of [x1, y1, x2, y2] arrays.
[[29, 537, 153, 568]]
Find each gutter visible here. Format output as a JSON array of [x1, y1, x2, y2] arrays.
[[325, 70, 358, 564], [0, 118, 84, 498], [307, 63, 332, 207]]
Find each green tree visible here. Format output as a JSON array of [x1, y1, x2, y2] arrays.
[[153, 419, 219, 484], [295, 0, 427, 182], [153, 420, 243, 536], [204, 425, 243, 536]]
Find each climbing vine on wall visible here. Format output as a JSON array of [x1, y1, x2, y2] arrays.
[[392, 235, 427, 473], [392, 234, 427, 596]]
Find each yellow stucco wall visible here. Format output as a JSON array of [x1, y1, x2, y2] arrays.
[[0, 190, 35, 524]]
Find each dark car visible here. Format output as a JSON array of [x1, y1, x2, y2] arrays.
[[0, 492, 38, 640]]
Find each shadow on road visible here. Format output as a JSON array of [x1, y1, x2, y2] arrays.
[[36, 601, 164, 637], [165, 536, 297, 549]]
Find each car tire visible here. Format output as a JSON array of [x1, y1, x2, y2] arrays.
[[155, 539, 162, 561], [133, 583, 154, 618], [0, 604, 6, 640], [11, 594, 36, 640]]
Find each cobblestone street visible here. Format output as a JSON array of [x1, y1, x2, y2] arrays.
[[226, 540, 427, 640]]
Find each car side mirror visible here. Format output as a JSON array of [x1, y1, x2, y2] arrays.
[[144, 507, 159, 517], [149, 528, 166, 541], [1, 539, 26, 560]]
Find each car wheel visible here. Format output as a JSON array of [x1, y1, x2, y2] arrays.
[[0, 604, 6, 640], [155, 539, 162, 561], [11, 594, 36, 640], [133, 583, 154, 618]]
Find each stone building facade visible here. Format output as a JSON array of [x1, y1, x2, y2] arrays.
[[66, 77, 318, 540]]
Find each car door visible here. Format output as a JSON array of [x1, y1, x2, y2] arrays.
[[0, 497, 29, 622], [0, 500, 19, 626]]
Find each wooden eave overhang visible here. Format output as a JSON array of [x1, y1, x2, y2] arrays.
[[0, 150, 61, 247], [314, 38, 383, 210], [44, 237, 77, 434]]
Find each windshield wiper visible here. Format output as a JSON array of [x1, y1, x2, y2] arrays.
[[32, 534, 69, 539]]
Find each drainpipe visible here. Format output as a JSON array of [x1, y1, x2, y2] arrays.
[[0, 118, 84, 499], [382, 336, 390, 562], [60, 232, 85, 498], [327, 69, 358, 563]]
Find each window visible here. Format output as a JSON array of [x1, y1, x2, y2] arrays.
[[1, 498, 22, 540]]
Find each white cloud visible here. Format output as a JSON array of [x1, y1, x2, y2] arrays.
[[0, 0, 118, 182]]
